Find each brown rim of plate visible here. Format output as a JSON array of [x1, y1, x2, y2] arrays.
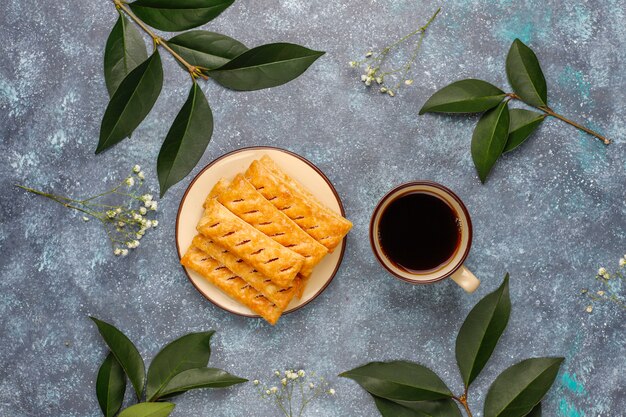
[[369, 181, 473, 285], [175, 146, 348, 319]]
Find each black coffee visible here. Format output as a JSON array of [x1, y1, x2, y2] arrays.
[[378, 192, 460, 272]]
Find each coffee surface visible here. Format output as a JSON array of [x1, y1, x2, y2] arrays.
[[378, 192, 460, 272]]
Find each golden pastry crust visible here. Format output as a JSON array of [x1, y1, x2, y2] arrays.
[[295, 273, 309, 299], [244, 159, 353, 252], [204, 178, 231, 206], [197, 199, 305, 287], [192, 234, 300, 310], [181, 246, 282, 325], [213, 174, 328, 277]]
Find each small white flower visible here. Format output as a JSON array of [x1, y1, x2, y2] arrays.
[[365, 51, 373, 57], [133, 165, 141, 173], [114, 248, 122, 256], [360, 74, 368, 82], [597, 290, 605, 296], [133, 213, 143, 221], [619, 258, 626, 267], [379, 87, 387, 93], [138, 228, 146, 236], [115, 207, 122, 214], [364, 78, 372, 86], [265, 390, 271, 395], [144, 220, 153, 229], [151, 220, 159, 228], [270, 387, 278, 394], [367, 68, 375, 77], [141, 194, 153, 203], [106, 210, 117, 219], [139, 207, 147, 215], [126, 241, 134, 249], [137, 171, 145, 180], [404, 79, 414, 85], [275, 371, 281, 377], [297, 370, 305, 377], [349, 61, 357, 68], [329, 388, 336, 395], [288, 373, 298, 380], [136, 233, 143, 240], [125, 177, 134, 187], [376, 77, 383, 84], [253, 380, 260, 385], [149, 201, 158, 211], [121, 249, 129, 257], [585, 305, 593, 313], [598, 267, 607, 276], [82, 216, 89, 222], [117, 221, 125, 227], [387, 90, 395, 97], [281, 378, 287, 386], [603, 272, 610, 279], [309, 383, 315, 389]]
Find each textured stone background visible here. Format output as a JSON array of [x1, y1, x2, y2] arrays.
[[1, 0, 625, 416]]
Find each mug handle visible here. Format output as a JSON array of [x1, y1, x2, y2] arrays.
[[450, 265, 480, 293]]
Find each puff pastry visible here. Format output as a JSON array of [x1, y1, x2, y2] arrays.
[[192, 234, 301, 310], [197, 199, 305, 287], [244, 159, 353, 252], [181, 246, 282, 325], [211, 174, 328, 277]]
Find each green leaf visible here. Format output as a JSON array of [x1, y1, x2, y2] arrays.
[[526, 403, 541, 417], [129, 0, 234, 32], [104, 12, 148, 97], [97, 51, 163, 154], [208, 43, 325, 91], [167, 31, 248, 71], [118, 402, 175, 417], [90, 317, 146, 400], [456, 274, 511, 388], [484, 357, 564, 417], [503, 109, 545, 153], [471, 100, 510, 183], [157, 83, 213, 197], [339, 361, 452, 402], [158, 367, 247, 398], [373, 396, 462, 417], [146, 331, 215, 401], [96, 353, 127, 417], [418, 79, 506, 114], [506, 39, 548, 107]]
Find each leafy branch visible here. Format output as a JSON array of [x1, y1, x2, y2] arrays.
[[99, 0, 325, 196], [420, 38, 611, 183], [340, 275, 564, 417], [91, 317, 246, 417]]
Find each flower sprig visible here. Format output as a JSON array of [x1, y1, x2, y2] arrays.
[[17, 165, 158, 256], [253, 369, 335, 417], [581, 256, 626, 312], [349, 7, 441, 97]]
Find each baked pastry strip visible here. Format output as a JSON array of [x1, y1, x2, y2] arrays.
[[212, 174, 328, 277], [181, 246, 282, 325], [197, 199, 305, 287], [192, 234, 300, 310], [244, 160, 353, 252], [295, 273, 310, 299], [204, 178, 231, 207]]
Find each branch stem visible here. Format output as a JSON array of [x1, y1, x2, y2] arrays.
[[507, 93, 610, 145], [453, 393, 474, 417], [112, 0, 208, 80]]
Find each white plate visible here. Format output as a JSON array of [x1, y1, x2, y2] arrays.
[[176, 147, 347, 318]]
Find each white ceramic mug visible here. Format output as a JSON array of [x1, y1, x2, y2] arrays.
[[369, 181, 480, 293]]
